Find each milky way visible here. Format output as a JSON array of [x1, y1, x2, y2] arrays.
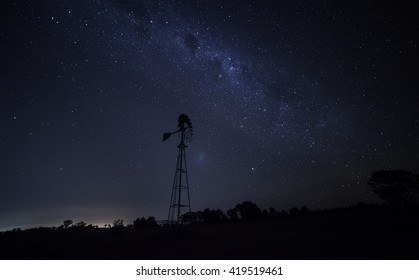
[[1, 0, 418, 229]]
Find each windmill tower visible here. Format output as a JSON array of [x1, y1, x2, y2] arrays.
[[162, 114, 193, 224]]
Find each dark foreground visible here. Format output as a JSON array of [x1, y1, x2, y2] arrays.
[[1, 209, 419, 259]]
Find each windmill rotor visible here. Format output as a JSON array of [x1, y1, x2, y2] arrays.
[[162, 113, 193, 142]]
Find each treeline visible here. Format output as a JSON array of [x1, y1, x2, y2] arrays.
[[2, 201, 419, 235], [186, 202, 376, 224], [0, 216, 159, 234], [180, 200, 419, 225]]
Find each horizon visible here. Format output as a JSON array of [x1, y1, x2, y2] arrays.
[[0, 198, 384, 232]]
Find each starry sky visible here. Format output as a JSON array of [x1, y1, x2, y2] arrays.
[[1, 0, 418, 230]]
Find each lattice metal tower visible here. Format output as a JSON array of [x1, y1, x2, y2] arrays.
[[162, 114, 193, 224]]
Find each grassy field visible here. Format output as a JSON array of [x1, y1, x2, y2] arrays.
[[1, 209, 419, 259]]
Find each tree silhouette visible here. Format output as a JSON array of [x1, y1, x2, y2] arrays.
[[146, 216, 157, 226], [289, 207, 300, 216], [227, 208, 238, 220], [74, 221, 86, 228], [180, 212, 200, 224], [63, 220, 73, 228], [113, 219, 124, 228], [262, 209, 269, 217], [268, 207, 277, 217], [133, 216, 158, 228], [368, 169, 419, 207], [234, 201, 262, 220], [300, 206, 311, 215], [201, 208, 225, 223]]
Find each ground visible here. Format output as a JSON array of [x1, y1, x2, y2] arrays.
[[1, 208, 419, 259]]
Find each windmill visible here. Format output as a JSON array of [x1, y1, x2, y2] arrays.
[[163, 114, 193, 224]]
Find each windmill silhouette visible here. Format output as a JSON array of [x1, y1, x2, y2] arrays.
[[163, 114, 193, 224]]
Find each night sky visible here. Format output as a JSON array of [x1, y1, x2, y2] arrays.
[[1, 0, 418, 230]]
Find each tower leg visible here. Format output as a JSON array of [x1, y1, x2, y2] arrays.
[[167, 132, 191, 224]]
